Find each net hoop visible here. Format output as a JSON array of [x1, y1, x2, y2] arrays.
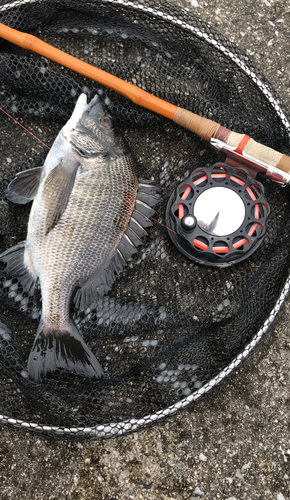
[[0, 0, 289, 438]]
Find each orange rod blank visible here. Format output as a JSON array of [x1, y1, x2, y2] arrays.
[[0, 23, 177, 120]]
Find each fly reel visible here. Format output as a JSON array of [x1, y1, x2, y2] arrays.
[[166, 163, 270, 267]]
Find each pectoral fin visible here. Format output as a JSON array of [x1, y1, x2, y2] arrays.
[[5, 166, 43, 204], [44, 161, 78, 235]]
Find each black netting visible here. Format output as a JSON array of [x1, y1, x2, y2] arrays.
[[0, 0, 289, 437]]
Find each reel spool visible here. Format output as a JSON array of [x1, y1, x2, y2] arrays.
[[166, 163, 270, 267]]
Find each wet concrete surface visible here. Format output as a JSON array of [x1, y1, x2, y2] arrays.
[[0, 0, 290, 499]]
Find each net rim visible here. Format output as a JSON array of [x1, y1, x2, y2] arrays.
[[0, 0, 289, 438]]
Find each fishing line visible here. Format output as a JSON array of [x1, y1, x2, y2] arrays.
[[0, 107, 50, 149], [0, 109, 273, 266], [150, 216, 176, 235]]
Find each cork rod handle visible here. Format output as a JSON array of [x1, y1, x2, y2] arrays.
[[174, 107, 290, 173]]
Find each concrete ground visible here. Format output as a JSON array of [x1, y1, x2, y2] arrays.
[[1, 0, 290, 499]]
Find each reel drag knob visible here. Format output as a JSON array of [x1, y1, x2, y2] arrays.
[[181, 214, 197, 231]]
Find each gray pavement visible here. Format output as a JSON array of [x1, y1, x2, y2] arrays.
[[1, 1, 290, 499]]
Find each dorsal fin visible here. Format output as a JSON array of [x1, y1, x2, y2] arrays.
[[73, 249, 126, 310]]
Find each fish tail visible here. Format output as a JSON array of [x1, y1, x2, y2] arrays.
[[27, 317, 104, 383]]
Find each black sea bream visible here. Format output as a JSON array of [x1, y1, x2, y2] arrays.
[[0, 94, 159, 382]]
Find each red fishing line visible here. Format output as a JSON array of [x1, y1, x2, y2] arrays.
[[0, 107, 50, 149], [150, 216, 176, 234]]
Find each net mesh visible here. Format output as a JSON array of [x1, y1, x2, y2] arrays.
[[0, 0, 289, 438]]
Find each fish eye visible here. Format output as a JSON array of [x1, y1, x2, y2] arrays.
[[100, 116, 113, 129]]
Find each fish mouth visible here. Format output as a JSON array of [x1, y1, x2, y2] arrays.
[[68, 94, 106, 128], [88, 97, 107, 121]]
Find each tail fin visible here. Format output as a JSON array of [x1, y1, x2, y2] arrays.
[[27, 318, 104, 383]]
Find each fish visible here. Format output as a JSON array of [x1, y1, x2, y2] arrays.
[[0, 94, 160, 383]]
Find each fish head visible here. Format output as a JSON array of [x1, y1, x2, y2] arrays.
[[63, 94, 121, 160]]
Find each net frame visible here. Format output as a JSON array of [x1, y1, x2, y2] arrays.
[[0, 0, 289, 438]]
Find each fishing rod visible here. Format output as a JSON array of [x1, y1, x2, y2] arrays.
[[0, 22, 290, 186]]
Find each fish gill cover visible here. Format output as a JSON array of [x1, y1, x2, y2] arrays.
[[0, 0, 289, 438]]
